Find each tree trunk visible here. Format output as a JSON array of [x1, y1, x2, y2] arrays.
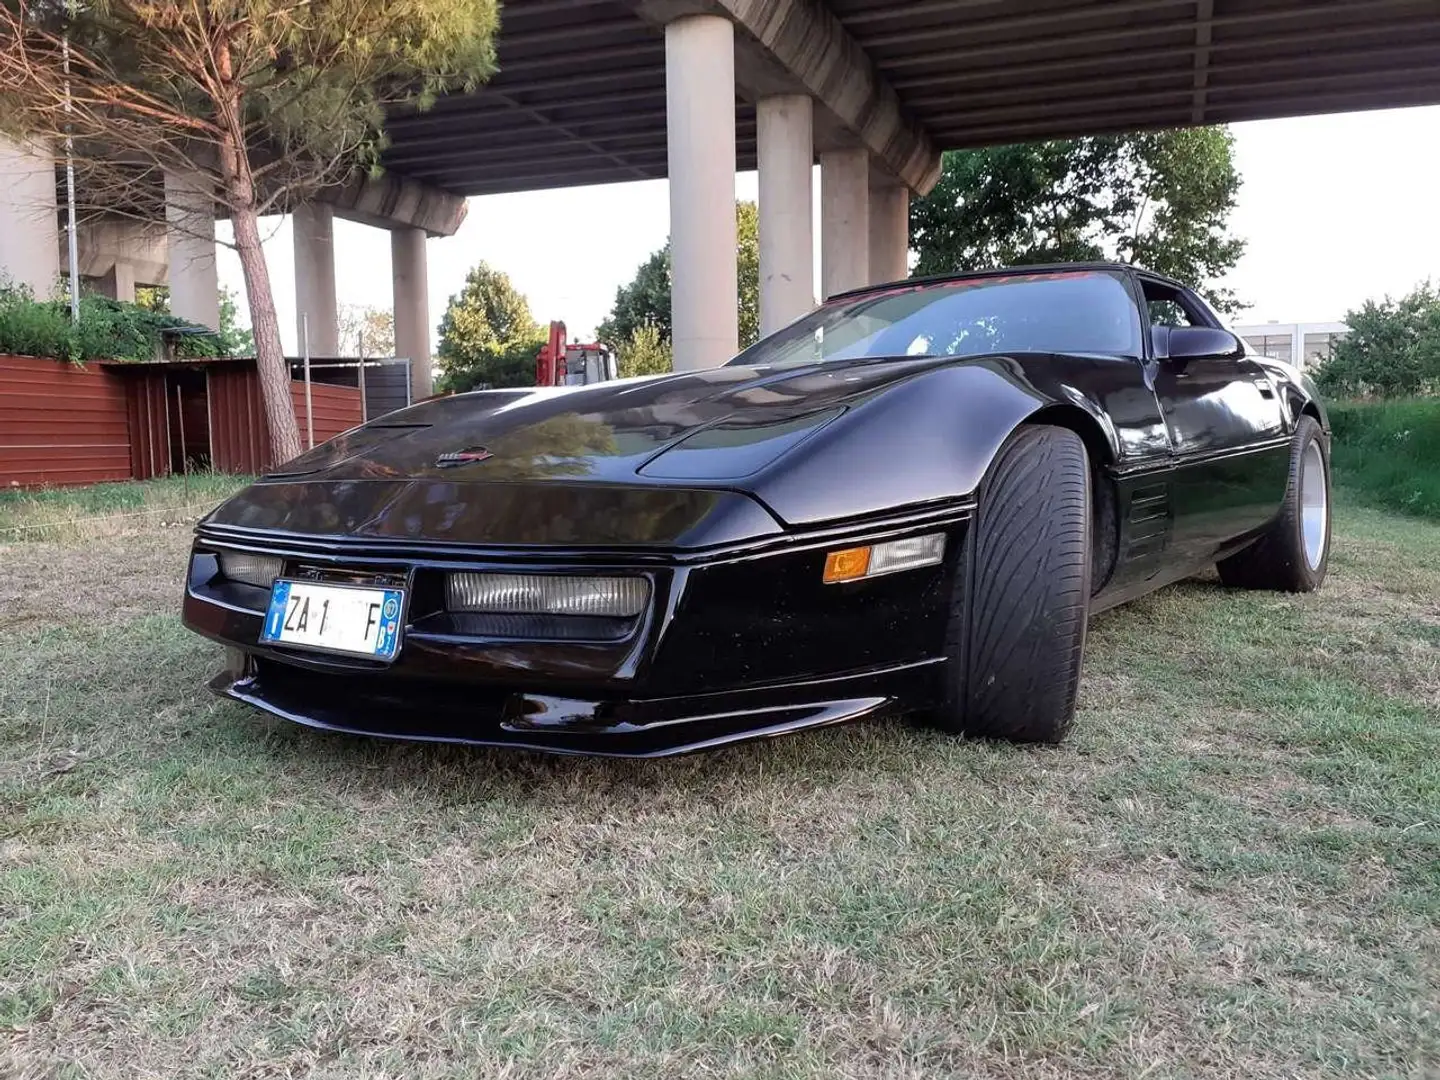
[[230, 217, 302, 465], [230, 205, 302, 464], [211, 40, 302, 466]]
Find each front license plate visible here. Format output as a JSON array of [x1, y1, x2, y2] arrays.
[[261, 580, 405, 660]]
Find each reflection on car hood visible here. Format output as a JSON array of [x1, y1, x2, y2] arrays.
[[260, 356, 952, 486]]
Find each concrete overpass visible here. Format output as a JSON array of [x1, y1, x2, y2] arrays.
[[3, 0, 1438, 379]]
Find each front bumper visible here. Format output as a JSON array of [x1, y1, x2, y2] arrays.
[[207, 654, 942, 756], [183, 508, 970, 756]]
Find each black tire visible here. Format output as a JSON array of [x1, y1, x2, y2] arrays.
[[1216, 415, 1331, 593], [934, 425, 1092, 743]]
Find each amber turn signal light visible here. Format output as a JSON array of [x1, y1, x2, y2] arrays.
[[823, 546, 873, 583], [823, 534, 946, 584]]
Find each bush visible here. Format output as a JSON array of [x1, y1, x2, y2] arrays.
[[1328, 397, 1440, 520], [0, 282, 227, 363], [1315, 282, 1440, 398], [616, 323, 672, 379]]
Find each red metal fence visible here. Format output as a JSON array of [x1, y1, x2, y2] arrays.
[[0, 355, 133, 487], [0, 354, 363, 489]]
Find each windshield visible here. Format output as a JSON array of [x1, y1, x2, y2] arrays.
[[730, 270, 1144, 367]]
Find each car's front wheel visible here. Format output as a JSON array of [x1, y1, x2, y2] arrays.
[[933, 425, 1092, 744], [1216, 415, 1331, 592]]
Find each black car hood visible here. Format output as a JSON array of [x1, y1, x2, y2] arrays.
[[203, 355, 1056, 546], [263, 357, 949, 485]]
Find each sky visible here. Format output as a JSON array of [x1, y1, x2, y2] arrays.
[[217, 103, 1440, 354]]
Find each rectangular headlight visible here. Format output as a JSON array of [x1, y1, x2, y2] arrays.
[[823, 533, 946, 584], [446, 573, 649, 617], [217, 552, 284, 589]]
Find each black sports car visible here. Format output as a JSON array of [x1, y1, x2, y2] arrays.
[[182, 263, 1331, 755]]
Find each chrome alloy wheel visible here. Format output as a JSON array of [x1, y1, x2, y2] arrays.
[[1300, 440, 1328, 570]]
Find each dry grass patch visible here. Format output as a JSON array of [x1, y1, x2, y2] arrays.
[[0, 491, 1437, 1078]]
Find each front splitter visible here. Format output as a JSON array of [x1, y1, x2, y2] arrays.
[[208, 657, 943, 757]]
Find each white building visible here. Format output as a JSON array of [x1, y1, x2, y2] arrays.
[[1233, 321, 1349, 371]]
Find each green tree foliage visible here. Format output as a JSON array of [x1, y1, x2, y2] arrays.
[[615, 323, 673, 379], [598, 200, 761, 352], [597, 247, 671, 347], [0, 0, 499, 460], [436, 263, 545, 392], [216, 287, 255, 357], [910, 128, 1246, 312], [735, 200, 760, 347], [1316, 282, 1440, 399]]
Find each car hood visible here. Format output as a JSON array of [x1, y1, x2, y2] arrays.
[[262, 357, 952, 485], [202, 355, 1053, 546]]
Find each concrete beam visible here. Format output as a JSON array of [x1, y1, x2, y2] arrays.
[[95, 261, 137, 303], [72, 217, 168, 289], [630, 0, 941, 195], [327, 170, 468, 238], [0, 137, 61, 298]]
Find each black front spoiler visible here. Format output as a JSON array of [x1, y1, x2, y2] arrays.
[[207, 656, 942, 757]]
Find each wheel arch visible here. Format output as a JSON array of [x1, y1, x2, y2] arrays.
[[1022, 403, 1120, 595]]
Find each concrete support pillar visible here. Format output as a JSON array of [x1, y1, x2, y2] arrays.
[[391, 227, 432, 400], [665, 14, 738, 371], [96, 261, 137, 303], [756, 94, 815, 336], [164, 169, 220, 330], [869, 184, 910, 284], [0, 138, 61, 297], [293, 203, 339, 357], [820, 148, 870, 299]]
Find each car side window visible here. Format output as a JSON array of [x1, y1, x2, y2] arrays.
[[1143, 283, 1203, 328]]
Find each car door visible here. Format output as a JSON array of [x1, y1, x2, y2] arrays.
[[1142, 278, 1291, 566]]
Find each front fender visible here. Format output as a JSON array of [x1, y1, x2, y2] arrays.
[[748, 362, 1068, 527]]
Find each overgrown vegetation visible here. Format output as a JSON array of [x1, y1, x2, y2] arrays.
[[0, 283, 230, 363], [0, 493, 1435, 1076], [1315, 281, 1440, 398], [1329, 396, 1440, 521]]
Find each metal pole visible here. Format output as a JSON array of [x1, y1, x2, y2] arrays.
[[357, 357, 369, 423], [62, 31, 80, 323], [302, 312, 315, 449]]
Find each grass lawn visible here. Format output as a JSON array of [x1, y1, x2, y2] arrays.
[[1, 485, 1437, 1077], [0, 473, 249, 544]]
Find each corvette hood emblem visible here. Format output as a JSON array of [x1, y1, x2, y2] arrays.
[[435, 446, 493, 468]]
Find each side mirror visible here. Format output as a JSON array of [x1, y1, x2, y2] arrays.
[[1154, 325, 1245, 361]]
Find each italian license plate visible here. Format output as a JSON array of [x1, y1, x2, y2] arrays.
[[261, 580, 405, 660]]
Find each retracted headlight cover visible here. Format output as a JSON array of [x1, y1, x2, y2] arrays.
[[638, 408, 844, 479]]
